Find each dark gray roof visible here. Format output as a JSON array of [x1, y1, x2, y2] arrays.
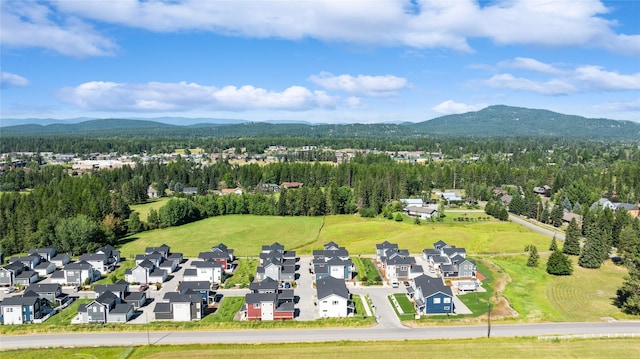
[[110, 303, 133, 314], [80, 253, 107, 262], [178, 281, 211, 292], [153, 302, 172, 313], [1, 296, 38, 306], [137, 259, 155, 269], [64, 260, 93, 270], [245, 292, 277, 304], [433, 240, 448, 249], [25, 283, 61, 293], [163, 292, 202, 303], [192, 260, 222, 269], [124, 291, 146, 301], [94, 283, 128, 295], [96, 291, 118, 306], [249, 277, 278, 292], [16, 270, 37, 278], [183, 269, 197, 277], [376, 241, 397, 250], [323, 241, 340, 250], [262, 242, 284, 252], [316, 276, 349, 300], [51, 254, 71, 262], [413, 274, 452, 298]]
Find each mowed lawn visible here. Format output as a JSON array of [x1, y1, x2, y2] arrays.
[[489, 254, 635, 322], [119, 215, 324, 257]]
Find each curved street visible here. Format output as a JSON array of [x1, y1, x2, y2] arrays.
[[2, 321, 639, 349]]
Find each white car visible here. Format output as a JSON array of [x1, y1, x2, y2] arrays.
[[391, 280, 399, 288], [4, 287, 16, 294]]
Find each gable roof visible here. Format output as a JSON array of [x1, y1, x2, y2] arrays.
[[25, 283, 61, 293], [413, 274, 452, 298], [249, 277, 279, 292], [178, 281, 211, 293], [316, 276, 349, 300], [64, 260, 93, 270]]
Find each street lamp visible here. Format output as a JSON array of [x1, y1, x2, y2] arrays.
[[487, 302, 491, 338]]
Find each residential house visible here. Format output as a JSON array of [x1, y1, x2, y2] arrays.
[[77, 291, 135, 324], [15, 270, 39, 285], [145, 244, 171, 259], [1, 295, 48, 324], [381, 249, 416, 281], [399, 198, 424, 207], [8, 255, 41, 270], [148, 268, 168, 284], [220, 187, 243, 195], [590, 198, 617, 211], [409, 275, 454, 315], [177, 281, 215, 304], [24, 283, 68, 307], [281, 182, 303, 189], [0, 262, 25, 287], [79, 253, 111, 274], [256, 243, 296, 282], [533, 185, 552, 196], [404, 205, 439, 220], [316, 276, 351, 318], [94, 280, 130, 300], [34, 261, 56, 276], [155, 290, 204, 321], [182, 187, 198, 195], [248, 277, 279, 293], [50, 253, 71, 268], [244, 292, 294, 321], [147, 185, 159, 198], [28, 247, 57, 262], [186, 261, 223, 284], [62, 261, 97, 285], [95, 244, 121, 264], [136, 252, 163, 267], [208, 243, 235, 271], [312, 244, 354, 281], [375, 241, 398, 262], [124, 259, 155, 284]]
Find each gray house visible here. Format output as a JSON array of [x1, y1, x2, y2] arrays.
[[0, 262, 24, 287], [77, 290, 133, 324], [50, 253, 71, 268], [34, 261, 56, 276], [9, 255, 41, 270], [63, 261, 97, 285], [125, 259, 155, 284], [15, 269, 39, 285], [156, 291, 203, 321], [24, 283, 67, 307], [28, 247, 57, 262]]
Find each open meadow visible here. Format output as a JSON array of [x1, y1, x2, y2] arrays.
[[5, 337, 640, 359], [119, 214, 551, 258]]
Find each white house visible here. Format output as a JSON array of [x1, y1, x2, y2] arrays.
[[316, 277, 351, 318], [188, 261, 223, 283]]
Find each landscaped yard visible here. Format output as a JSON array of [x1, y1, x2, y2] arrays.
[[92, 260, 136, 286], [352, 257, 382, 284], [202, 296, 244, 322], [223, 258, 258, 288], [389, 293, 417, 321], [46, 298, 92, 325]]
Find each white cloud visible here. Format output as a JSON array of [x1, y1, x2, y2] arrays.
[[0, 71, 30, 89], [0, 2, 116, 57], [593, 98, 640, 113], [485, 74, 577, 95], [308, 72, 409, 97], [497, 57, 564, 75], [2, 0, 634, 56], [56, 81, 340, 112], [574, 66, 640, 91], [481, 58, 640, 95], [432, 100, 487, 115]]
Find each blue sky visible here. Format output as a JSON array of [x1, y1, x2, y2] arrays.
[[1, 0, 639, 124]]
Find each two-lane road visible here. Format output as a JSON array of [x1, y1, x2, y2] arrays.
[[2, 321, 639, 349]]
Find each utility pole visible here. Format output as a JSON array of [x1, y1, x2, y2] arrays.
[[146, 310, 151, 345], [487, 302, 491, 338]]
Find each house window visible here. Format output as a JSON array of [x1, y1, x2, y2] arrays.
[[253, 303, 260, 309], [92, 306, 97, 313], [444, 306, 450, 311], [444, 297, 451, 303], [332, 301, 339, 305], [433, 298, 441, 304], [400, 266, 408, 271], [68, 272, 74, 276], [6, 308, 12, 312], [99, 307, 104, 312]]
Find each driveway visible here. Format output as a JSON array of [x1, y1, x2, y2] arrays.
[[295, 256, 317, 320], [350, 286, 405, 329]]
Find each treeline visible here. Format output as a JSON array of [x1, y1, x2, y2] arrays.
[[0, 176, 130, 256]]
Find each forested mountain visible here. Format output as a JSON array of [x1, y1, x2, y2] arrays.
[[410, 105, 640, 139], [3, 106, 639, 140]]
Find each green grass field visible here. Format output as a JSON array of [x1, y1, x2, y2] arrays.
[[130, 197, 170, 222], [224, 258, 258, 288], [489, 254, 635, 322], [6, 338, 640, 359], [201, 296, 244, 322], [119, 215, 324, 257], [119, 214, 550, 258], [353, 257, 382, 284]]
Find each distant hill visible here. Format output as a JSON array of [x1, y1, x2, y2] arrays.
[[410, 105, 640, 139], [2, 105, 639, 140]]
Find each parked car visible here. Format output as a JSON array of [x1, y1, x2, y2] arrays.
[[139, 284, 149, 291], [4, 286, 16, 294], [391, 280, 399, 288]]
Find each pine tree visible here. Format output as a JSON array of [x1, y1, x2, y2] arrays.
[[549, 235, 558, 251], [527, 246, 539, 267], [579, 228, 606, 269], [562, 218, 581, 255], [551, 204, 564, 227], [547, 249, 573, 275], [615, 258, 640, 315]]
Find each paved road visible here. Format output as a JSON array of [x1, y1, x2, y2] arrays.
[[508, 214, 565, 241], [2, 321, 639, 349]]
